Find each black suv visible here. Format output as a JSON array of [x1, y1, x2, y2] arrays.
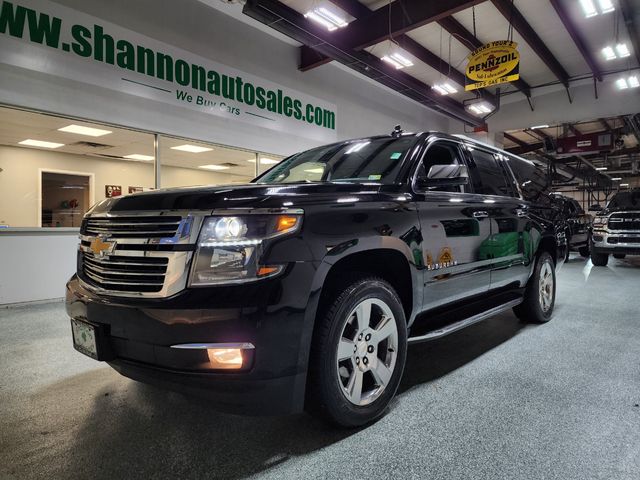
[[66, 131, 566, 427], [551, 193, 591, 259], [590, 188, 640, 266]]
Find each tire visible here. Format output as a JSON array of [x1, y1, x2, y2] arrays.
[[306, 277, 407, 427], [613, 253, 626, 259], [578, 246, 590, 258], [513, 251, 556, 324], [591, 251, 609, 266]]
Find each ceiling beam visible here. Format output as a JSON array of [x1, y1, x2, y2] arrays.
[[506, 141, 545, 155], [243, 0, 481, 126], [332, 0, 485, 51], [491, 0, 570, 87], [299, 45, 331, 71], [548, 0, 602, 81], [619, 0, 640, 67], [437, 16, 532, 97], [298, 0, 496, 103]]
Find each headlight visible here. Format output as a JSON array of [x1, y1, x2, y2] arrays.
[[189, 214, 301, 286], [593, 216, 607, 226]]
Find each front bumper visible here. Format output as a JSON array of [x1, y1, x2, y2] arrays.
[[65, 261, 319, 415], [591, 230, 640, 255]]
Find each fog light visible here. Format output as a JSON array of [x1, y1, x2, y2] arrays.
[[207, 348, 243, 369]]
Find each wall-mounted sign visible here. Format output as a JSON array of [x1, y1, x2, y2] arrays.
[[0, 0, 338, 142], [465, 41, 520, 91], [128, 186, 143, 194], [105, 185, 122, 198]]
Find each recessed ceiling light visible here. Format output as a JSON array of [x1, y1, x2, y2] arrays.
[[616, 78, 629, 90], [433, 82, 458, 95], [579, 0, 598, 17], [381, 49, 414, 70], [531, 124, 550, 129], [247, 158, 280, 165], [19, 139, 64, 148], [58, 124, 112, 137], [171, 144, 213, 153], [602, 46, 616, 60], [468, 102, 493, 115], [615, 43, 631, 58], [198, 164, 230, 170], [598, 0, 615, 14], [123, 154, 154, 161], [304, 7, 348, 31]]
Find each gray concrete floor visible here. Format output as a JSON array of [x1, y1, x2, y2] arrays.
[[1, 255, 639, 480]]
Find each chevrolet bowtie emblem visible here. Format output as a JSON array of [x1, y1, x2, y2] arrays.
[[89, 237, 116, 257]]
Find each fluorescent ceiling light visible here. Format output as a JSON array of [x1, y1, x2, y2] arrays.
[[58, 124, 112, 137], [595, 167, 608, 171], [433, 82, 458, 95], [579, 0, 598, 17], [531, 124, 549, 129], [198, 164, 229, 170], [619, 183, 629, 187], [616, 78, 629, 90], [629, 76, 640, 88], [246, 158, 280, 165], [468, 102, 493, 115], [381, 51, 414, 70], [598, 0, 615, 13], [124, 154, 154, 161], [304, 7, 348, 31], [19, 139, 64, 148], [602, 46, 616, 60], [615, 43, 631, 58], [171, 144, 213, 153], [611, 177, 622, 180]]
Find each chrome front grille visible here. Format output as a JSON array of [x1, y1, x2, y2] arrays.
[[77, 211, 206, 298], [81, 253, 169, 293], [83, 216, 183, 238]]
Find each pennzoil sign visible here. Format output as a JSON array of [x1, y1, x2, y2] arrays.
[[465, 41, 520, 91]]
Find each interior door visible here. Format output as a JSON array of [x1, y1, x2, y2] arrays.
[[414, 139, 492, 311]]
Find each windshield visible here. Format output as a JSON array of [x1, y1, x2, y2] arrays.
[[256, 136, 419, 184], [607, 190, 640, 210]]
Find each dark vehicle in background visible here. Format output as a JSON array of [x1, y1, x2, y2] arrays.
[[590, 188, 640, 266], [551, 193, 592, 259], [66, 130, 566, 427]]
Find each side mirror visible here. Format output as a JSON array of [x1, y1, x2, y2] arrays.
[[415, 164, 469, 190], [588, 204, 603, 212]]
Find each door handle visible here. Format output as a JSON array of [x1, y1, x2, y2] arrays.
[[473, 211, 489, 218], [515, 208, 528, 217]]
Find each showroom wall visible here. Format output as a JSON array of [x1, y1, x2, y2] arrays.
[[0, 146, 246, 228], [0, 0, 451, 158]]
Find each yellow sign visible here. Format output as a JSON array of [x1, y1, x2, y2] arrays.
[[465, 40, 520, 91]]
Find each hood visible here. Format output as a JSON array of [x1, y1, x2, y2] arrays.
[[89, 182, 392, 214]]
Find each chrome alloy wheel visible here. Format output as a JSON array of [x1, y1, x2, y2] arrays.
[[539, 260, 554, 312], [336, 298, 399, 406]]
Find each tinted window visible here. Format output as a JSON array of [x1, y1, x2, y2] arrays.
[[416, 141, 466, 193], [508, 156, 552, 204], [469, 149, 513, 196], [256, 136, 418, 184]]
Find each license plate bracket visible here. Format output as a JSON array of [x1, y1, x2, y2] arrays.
[[70, 318, 112, 361]]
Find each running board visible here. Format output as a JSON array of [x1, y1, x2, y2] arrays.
[[407, 298, 523, 344]]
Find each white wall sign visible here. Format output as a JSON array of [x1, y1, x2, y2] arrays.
[[0, 0, 338, 142]]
